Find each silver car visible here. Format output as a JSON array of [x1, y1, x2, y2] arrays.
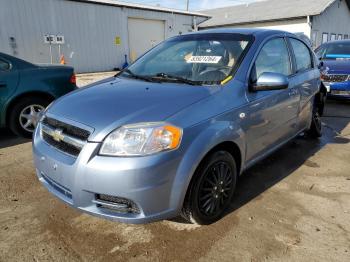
[[33, 29, 323, 225]]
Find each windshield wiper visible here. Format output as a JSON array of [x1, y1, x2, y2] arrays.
[[120, 69, 159, 83], [152, 73, 199, 86]]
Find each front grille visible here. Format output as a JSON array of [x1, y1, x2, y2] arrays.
[[42, 117, 90, 141], [42, 132, 81, 156], [41, 117, 90, 157], [94, 194, 140, 214], [322, 74, 349, 83]]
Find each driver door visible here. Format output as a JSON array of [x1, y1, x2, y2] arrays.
[[243, 37, 300, 163]]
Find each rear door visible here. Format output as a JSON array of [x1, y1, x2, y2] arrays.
[[244, 37, 300, 163], [288, 37, 320, 131], [0, 57, 19, 111]]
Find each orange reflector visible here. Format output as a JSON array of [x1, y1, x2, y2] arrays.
[[164, 125, 182, 149]]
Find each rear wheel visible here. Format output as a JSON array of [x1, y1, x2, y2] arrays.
[[9, 97, 50, 138], [317, 91, 326, 116], [306, 105, 322, 138], [182, 151, 237, 225]]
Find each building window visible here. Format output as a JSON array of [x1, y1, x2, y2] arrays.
[[330, 33, 337, 41], [322, 33, 328, 43], [338, 34, 342, 40], [311, 31, 318, 48], [344, 35, 349, 39]]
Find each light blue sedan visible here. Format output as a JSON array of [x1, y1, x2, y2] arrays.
[[32, 29, 323, 225]]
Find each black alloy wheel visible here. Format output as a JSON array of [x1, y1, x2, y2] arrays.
[[182, 151, 237, 225]]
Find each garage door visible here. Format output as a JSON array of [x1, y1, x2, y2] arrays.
[[128, 18, 165, 62]]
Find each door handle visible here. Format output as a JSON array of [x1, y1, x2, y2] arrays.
[[0, 82, 6, 88]]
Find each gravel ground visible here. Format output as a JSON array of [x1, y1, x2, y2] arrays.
[[0, 73, 349, 261], [76, 71, 117, 87]]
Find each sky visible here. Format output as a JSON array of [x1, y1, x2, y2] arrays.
[[117, 0, 259, 11]]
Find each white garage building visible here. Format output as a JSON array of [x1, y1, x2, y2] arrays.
[[199, 0, 350, 48], [0, 0, 209, 72]]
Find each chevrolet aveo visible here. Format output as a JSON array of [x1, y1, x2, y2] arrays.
[[33, 29, 323, 225]]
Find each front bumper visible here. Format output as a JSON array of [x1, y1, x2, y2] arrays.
[[32, 123, 182, 224], [323, 81, 350, 99]]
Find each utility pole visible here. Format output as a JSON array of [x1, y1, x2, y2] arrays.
[[186, 0, 189, 11]]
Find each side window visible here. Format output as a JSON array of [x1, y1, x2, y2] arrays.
[[252, 38, 291, 82], [290, 38, 312, 72], [0, 59, 10, 71]]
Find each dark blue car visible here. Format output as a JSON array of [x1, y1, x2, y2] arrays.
[[316, 40, 350, 99]]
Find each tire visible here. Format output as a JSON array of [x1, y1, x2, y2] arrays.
[[317, 91, 326, 116], [181, 151, 237, 225], [306, 105, 322, 138], [8, 97, 50, 138]]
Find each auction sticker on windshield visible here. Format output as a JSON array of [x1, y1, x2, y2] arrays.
[[186, 56, 222, 64]]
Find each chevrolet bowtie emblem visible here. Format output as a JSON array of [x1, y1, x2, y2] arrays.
[[52, 128, 65, 142]]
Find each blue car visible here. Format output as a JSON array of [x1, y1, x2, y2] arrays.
[[316, 40, 350, 99], [32, 29, 323, 225]]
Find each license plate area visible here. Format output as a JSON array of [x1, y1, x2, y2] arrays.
[[331, 90, 350, 95]]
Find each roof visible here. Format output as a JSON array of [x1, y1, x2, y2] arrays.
[[199, 0, 347, 28], [66, 0, 210, 17], [195, 27, 287, 36]]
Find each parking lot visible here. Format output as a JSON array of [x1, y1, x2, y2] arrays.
[[0, 72, 349, 261]]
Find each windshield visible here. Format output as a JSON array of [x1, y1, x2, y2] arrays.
[[120, 33, 253, 85], [316, 42, 350, 60]]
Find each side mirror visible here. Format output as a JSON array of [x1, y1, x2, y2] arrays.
[[250, 72, 289, 92]]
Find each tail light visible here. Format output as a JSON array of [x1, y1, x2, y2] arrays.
[[70, 73, 76, 84]]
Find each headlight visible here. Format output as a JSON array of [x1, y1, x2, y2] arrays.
[[99, 122, 182, 156]]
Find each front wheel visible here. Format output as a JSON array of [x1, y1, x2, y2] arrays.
[[181, 151, 237, 225], [9, 97, 50, 138]]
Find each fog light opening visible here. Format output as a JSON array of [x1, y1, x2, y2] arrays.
[[94, 194, 140, 214]]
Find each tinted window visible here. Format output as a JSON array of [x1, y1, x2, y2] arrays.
[[253, 38, 291, 81], [315, 46, 326, 59], [290, 38, 312, 72], [317, 41, 350, 60], [0, 59, 10, 71]]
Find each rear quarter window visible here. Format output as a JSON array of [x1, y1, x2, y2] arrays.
[[290, 38, 312, 72]]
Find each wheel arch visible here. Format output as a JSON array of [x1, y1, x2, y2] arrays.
[[200, 141, 242, 176], [170, 122, 246, 213], [315, 82, 327, 116]]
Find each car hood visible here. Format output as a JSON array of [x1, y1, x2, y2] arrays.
[[47, 77, 217, 142], [322, 60, 350, 74]]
